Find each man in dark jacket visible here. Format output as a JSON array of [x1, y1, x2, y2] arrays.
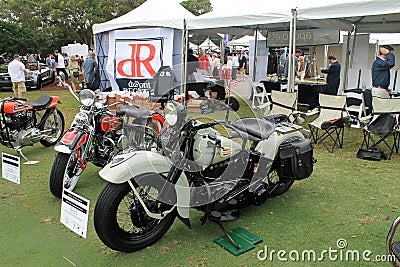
[[186, 48, 199, 82], [321, 55, 341, 95], [371, 45, 395, 98]]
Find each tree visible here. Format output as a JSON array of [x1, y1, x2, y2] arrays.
[[181, 0, 212, 16]]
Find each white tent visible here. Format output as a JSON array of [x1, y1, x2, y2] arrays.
[[198, 38, 219, 51], [93, 0, 195, 34], [228, 33, 266, 47]]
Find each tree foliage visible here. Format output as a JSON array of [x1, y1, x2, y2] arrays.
[[0, 0, 212, 57], [181, 0, 212, 16]]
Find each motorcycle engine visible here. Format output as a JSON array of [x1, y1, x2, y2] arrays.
[[4, 111, 33, 130]]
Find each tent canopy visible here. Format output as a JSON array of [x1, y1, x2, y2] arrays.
[[187, 0, 400, 34], [199, 37, 219, 50], [93, 0, 195, 34]]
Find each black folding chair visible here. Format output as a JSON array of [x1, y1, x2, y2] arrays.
[[360, 97, 400, 160]]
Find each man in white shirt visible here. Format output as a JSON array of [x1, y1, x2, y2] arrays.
[[8, 54, 28, 97], [54, 50, 69, 82]]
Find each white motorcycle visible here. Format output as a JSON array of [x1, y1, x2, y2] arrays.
[[94, 99, 315, 252]]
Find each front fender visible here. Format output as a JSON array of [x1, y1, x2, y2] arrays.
[[99, 150, 190, 219], [54, 129, 88, 153]]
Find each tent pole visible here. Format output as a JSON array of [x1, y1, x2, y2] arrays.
[[342, 28, 353, 94], [182, 19, 188, 105], [350, 24, 358, 68], [252, 26, 259, 83], [291, 9, 297, 93], [287, 13, 293, 92]]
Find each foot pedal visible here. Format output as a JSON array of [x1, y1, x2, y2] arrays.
[[209, 210, 240, 222], [391, 241, 400, 261]]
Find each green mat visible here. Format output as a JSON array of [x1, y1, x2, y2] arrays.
[[214, 227, 263, 256]]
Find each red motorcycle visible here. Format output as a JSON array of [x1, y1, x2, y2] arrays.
[[49, 85, 164, 198], [0, 95, 64, 162]]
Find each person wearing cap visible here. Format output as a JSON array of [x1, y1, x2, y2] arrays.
[[82, 52, 97, 84], [54, 50, 69, 83], [8, 54, 28, 97], [371, 45, 396, 98]]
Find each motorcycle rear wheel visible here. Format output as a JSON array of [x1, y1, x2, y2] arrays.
[[40, 108, 65, 147], [94, 175, 176, 253], [268, 167, 295, 197], [49, 151, 82, 198]]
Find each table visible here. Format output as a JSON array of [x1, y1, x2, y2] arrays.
[[261, 79, 288, 93], [297, 82, 327, 109], [344, 88, 372, 115]]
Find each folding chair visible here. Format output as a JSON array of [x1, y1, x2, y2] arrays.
[[308, 94, 347, 153], [360, 97, 400, 159], [263, 90, 297, 123], [344, 92, 368, 128], [249, 78, 270, 109]]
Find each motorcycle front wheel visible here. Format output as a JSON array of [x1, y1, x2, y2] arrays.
[[40, 108, 65, 147], [94, 174, 176, 253], [49, 151, 83, 198]]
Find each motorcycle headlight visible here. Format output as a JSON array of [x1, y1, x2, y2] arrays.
[[79, 89, 96, 107], [164, 101, 186, 126]]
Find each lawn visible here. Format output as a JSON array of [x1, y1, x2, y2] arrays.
[[1, 89, 399, 266]]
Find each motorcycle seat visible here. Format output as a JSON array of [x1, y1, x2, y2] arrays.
[[29, 95, 52, 110], [230, 118, 274, 141], [117, 105, 150, 118]]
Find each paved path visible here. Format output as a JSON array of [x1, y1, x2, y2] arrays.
[[229, 78, 250, 99]]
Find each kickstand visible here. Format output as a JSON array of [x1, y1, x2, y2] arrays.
[[15, 147, 39, 165], [214, 221, 241, 250]]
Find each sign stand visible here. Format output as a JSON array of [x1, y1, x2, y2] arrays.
[[63, 233, 80, 267], [60, 189, 90, 266], [2, 153, 20, 217]]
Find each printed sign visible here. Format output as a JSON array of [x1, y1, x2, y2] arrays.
[[267, 29, 340, 47], [115, 39, 163, 92], [60, 189, 90, 238], [2, 153, 20, 184]]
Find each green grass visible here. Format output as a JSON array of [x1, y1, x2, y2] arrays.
[[1, 90, 399, 266]]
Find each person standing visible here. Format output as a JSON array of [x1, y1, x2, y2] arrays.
[[186, 48, 199, 82], [231, 52, 239, 80], [82, 52, 97, 84], [211, 53, 221, 78], [68, 55, 80, 93], [8, 54, 28, 98], [320, 56, 341, 95], [371, 45, 395, 98], [54, 50, 68, 82], [239, 52, 247, 80], [197, 50, 210, 75]]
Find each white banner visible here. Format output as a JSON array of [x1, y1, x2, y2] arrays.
[[106, 28, 174, 91]]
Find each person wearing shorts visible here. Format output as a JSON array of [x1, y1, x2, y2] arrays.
[[8, 54, 28, 97]]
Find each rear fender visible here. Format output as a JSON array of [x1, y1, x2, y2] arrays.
[[47, 96, 61, 108], [99, 150, 190, 218], [54, 129, 88, 153]]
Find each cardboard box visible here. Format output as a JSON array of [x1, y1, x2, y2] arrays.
[[186, 99, 203, 113]]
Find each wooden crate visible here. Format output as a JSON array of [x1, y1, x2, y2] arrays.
[[186, 99, 203, 113]]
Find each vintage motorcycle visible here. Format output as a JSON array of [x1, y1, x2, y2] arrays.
[[387, 216, 400, 266], [94, 99, 315, 252], [0, 95, 64, 162], [49, 84, 165, 198]]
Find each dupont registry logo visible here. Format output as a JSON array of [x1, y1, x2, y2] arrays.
[[257, 238, 395, 263]]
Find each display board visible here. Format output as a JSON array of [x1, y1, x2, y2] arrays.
[[106, 28, 175, 91]]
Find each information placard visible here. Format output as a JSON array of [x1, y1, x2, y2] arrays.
[[60, 189, 90, 238], [2, 153, 20, 184]]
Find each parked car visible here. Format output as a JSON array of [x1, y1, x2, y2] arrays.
[[0, 61, 53, 91]]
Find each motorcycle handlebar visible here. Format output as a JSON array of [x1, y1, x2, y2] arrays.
[[57, 77, 79, 102]]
